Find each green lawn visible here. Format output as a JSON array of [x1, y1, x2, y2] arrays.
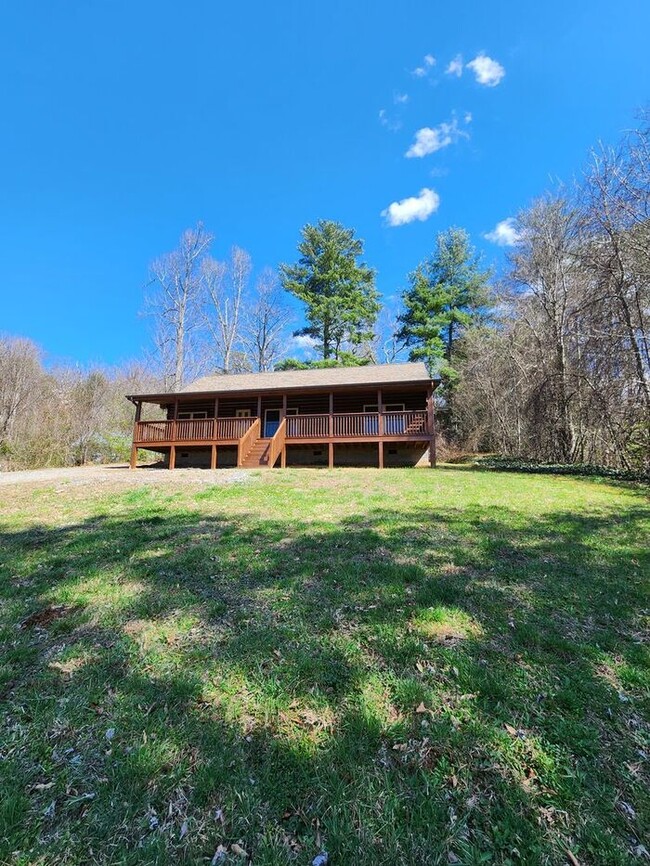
[[0, 468, 648, 865]]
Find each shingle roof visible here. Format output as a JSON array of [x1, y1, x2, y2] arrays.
[[180, 362, 432, 395]]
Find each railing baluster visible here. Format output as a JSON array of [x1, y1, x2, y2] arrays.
[[134, 411, 430, 446]]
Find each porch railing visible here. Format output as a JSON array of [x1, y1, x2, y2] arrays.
[[215, 417, 255, 441], [133, 416, 255, 444], [287, 410, 429, 439], [285, 414, 329, 439], [237, 418, 261, 466], [267, 418, 287, 468], [133, 410, 429, 445]]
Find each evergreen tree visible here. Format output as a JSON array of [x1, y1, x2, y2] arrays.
[[397, 227, 489, 380], [280, 220, 380, 361]]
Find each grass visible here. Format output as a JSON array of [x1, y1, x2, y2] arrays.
[[0, 467, 648, 865]]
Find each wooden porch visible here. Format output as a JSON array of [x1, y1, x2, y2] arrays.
[[131, 409, 433, 469], [127, 362, 439, 470]]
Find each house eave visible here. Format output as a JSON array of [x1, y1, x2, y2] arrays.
[[126, 377, 441, 405]]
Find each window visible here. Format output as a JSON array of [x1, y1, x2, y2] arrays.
[[177, 411, 208, 419], [363, 403, 405, 413], [235, 409, 251, 418]]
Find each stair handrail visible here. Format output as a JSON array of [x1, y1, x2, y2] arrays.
[[267, 418, 286, 468], [237, 418, 261, 466]]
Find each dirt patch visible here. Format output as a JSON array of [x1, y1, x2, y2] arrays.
[[20, 604, 80, 630]]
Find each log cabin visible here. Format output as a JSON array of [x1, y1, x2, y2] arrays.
[[126, 361, 439, 469]]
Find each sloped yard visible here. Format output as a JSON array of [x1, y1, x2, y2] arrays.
[[0, 468, 648, 865]]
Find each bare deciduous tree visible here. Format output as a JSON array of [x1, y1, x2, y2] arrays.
[[454, 116, 650, 473], [240, 268, 292, 371], [0, 336, 42, 445], [146, 224, 213, 391], [581, 123, 650, 413], [201, 246, 252, 374]]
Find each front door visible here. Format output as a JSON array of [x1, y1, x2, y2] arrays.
[[264, 409, 281, 438]]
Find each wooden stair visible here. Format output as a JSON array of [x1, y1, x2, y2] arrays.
[[240, 437, 271, 468]]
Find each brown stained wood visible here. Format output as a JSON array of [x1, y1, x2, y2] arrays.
[[427, 387, 436, 468], [210, 444, 217, 470], [129, 383, 439, 469], [129, 444, 138, 470]]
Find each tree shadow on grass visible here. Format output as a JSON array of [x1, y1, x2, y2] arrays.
[[0, 496, 648, 864]]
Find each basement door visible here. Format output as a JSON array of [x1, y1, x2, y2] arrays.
[[264, 409, 281, 438]]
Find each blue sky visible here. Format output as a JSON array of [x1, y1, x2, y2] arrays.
[[1, 0, 649, 366]]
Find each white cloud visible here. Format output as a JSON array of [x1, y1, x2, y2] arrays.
[[466, 53, 505, 87], [464, 111, 472, 124], [382, 188, 440, 227], [292, 334, 318, 349], [379, 108, 401, 131], [445, 54, 463, 77], [484, 218, 521, 246], [411, 53, 436, 77], [405, 117, 468, 158], [394, 91, 409, 104]]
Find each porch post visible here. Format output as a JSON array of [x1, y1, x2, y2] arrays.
[[377, 388, 383, 436], [211, 444, 217, 470], [172, 399, 179, 442], [280, 447, 286, 468], [328, 392, 334, 469], [427, 386, 436, 468], [213, 397, 219, 440], [282, 393, 287, 418], [378, 441, 384, 469], [257, 395, 262, 421], [130, 401, 141, 470], [169, 444, 176, 470]]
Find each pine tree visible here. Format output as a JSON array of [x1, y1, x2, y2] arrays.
[[280, 220, 380, 361], [397, 227, 489, 378]]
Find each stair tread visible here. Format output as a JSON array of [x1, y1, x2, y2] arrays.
[[240, 435, 275, 468]]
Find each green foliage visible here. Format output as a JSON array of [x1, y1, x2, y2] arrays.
[[275, 355, 371, 371], [280, 220, 380, 360], [476, 455, 650, 483], [397, 227, 490, 377]]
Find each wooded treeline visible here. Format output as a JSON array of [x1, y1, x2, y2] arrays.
[[0, 338, 159, 468], [1, 115, 647, 471], [456, 120, 650, 470]]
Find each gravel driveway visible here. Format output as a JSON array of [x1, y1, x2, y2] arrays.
[[0, 464, 253, 489]]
